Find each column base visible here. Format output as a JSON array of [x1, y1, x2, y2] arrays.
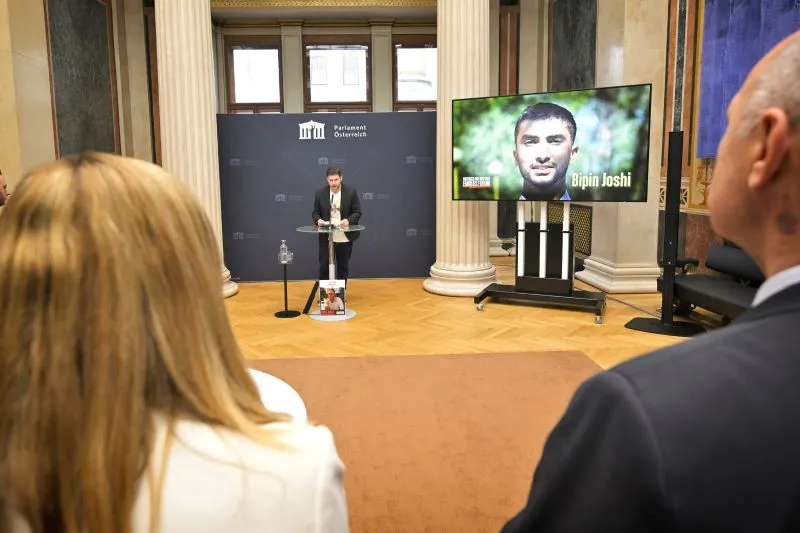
[[575, 256, 661, 294], [222, 266, 239, 298], [423, 263, 497, 297], [489, 237, 508, 256]]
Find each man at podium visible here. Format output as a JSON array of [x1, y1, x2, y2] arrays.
[[312, 166, 362, 281]]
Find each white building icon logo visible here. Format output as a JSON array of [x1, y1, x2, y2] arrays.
[[299, 120, 325, 140]]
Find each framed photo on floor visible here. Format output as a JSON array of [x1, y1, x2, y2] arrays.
[[319, 279, 346, 316]]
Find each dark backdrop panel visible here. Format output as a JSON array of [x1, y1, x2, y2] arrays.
[[549, 0, 597, 91], [218, 112, 436, 282], [46, 0, 117, 156]]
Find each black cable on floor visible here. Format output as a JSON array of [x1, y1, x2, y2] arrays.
[[605, 294, 661, 319]]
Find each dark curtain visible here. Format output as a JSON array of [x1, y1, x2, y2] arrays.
[[697, 0, 799, 158]]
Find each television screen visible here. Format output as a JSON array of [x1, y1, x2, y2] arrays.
[[451, 83, 652, 202]]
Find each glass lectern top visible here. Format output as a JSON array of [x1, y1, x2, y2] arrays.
[[296, 224, 366, 234]]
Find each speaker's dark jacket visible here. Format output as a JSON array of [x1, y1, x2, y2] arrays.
[[501, 282, 800, 533], [311, 184, 362, 243]]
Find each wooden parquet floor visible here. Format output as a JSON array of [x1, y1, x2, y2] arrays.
[[225, 257, 709, 369]]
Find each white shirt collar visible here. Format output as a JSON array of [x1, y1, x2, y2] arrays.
[[752, 264, 800, 306]]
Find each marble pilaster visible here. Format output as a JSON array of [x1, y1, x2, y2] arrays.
[[574, 0, 667, 293], [370, 22, 393, 112], [280, 22, 304, 113], [0, 0, 56, 183]]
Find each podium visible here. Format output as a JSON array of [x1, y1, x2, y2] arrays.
[[296, 224, 365, 321]]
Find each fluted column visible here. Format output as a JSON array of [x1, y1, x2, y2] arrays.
[[154, 0, 238, 298], [424, 0, 496, 296]]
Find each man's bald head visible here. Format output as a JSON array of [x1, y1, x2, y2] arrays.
[[708, 30, 800, 279]]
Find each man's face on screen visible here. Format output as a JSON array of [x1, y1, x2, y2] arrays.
[[513, 118, 578, 197], [327, 174, 342, 192]]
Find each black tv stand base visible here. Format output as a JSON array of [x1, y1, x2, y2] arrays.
[[624, 317, 705, 337], [474, 282, 606, 324]]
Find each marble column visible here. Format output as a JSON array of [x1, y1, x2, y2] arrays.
[[154, 0, 238, 298], [0, 0, 56, 182], [574, 0, 667, 293], [424, 0, 496, 296]]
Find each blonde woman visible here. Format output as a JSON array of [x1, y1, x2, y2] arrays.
[[0, 153, 349, 533]]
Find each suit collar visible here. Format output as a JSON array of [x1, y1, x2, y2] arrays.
[[733, 282, 800, 326]]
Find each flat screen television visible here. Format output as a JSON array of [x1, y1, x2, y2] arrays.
[[451, 83, 653, 202]]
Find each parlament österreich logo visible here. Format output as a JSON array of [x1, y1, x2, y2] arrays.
[[299, 120, 325, 140]]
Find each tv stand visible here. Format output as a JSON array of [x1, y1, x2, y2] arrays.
[[474, 202, 606, 323]]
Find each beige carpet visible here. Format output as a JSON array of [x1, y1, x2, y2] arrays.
[[251, 351, 601, 533]]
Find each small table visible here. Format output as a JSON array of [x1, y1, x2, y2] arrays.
[[274, 260, 301, 319], [296, 224, 366, 321]]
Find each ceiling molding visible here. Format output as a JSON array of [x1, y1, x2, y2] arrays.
[[219, 19, 370, 28], [392, 19, 436, 28], [217, 17, 436, 28], [211, 0, 436, 7]]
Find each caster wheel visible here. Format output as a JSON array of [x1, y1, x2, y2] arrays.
[[594, 315, 602, 325], [476, 304, 484, 312]]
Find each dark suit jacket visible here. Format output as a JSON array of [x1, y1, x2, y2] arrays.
[[501, 282, 800, 533], [312, 184, 362, 243]]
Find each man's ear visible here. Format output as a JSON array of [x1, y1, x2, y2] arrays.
[[748, 108, 790, 191], [570, 145, 579, 163]]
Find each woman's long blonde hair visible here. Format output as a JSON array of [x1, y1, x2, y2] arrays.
[[0, 153, 288, 533]]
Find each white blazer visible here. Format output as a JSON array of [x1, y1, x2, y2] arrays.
[[8, 372, 349, 533], [132, 417, 350, 533]]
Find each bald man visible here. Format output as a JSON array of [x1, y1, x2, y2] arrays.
[[501, 32, 800, 533]]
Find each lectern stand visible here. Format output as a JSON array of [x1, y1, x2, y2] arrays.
[[474, 202, 606, 323], [296, 224, 365, 321]]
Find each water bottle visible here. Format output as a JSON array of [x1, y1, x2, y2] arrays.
[[279, 240, 288, 263]]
